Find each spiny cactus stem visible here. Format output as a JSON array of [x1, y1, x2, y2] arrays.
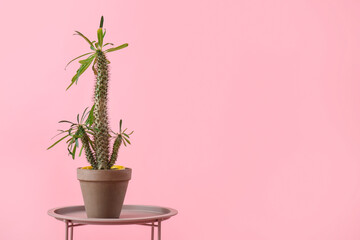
[[109, 135, 122, 168], [94, 50, 110, 169], [78, 126, 96, 168]]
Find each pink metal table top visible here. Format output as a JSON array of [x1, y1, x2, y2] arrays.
[[48, 205, 178, 240], [48, 205, 178, 224]]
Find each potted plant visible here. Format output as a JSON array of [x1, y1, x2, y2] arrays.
[[48, 16, 133, 218]]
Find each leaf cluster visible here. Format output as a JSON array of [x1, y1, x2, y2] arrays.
[[47, 107, 96, 159], [48, 107, 133, 161], [65, 16, 128, 90], [111, 119, 134, 147]]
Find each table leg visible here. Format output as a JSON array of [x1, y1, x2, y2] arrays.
[[65, 220, 69, 240], [158, 220, 161, 240], [69, 222, 74, 240], [64, 220, 75, 240], [151, 222, 154, 240]]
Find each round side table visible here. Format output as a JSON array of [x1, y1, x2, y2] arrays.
[[48, 205, 178, 240]]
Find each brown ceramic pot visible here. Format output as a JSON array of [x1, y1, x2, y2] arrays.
[[77, 167, 132, 218]]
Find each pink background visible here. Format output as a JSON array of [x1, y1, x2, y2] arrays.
[[1, 0, 360, 239]]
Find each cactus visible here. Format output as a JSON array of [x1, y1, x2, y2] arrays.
[[48, 17, 133, 170], [93, 50, 111, 169]]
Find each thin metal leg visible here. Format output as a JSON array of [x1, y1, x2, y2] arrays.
[[69, 222, 74, 240], [151, 222, 154, 240], [65, 220, 69, 240], [157, 220, 161, 240]]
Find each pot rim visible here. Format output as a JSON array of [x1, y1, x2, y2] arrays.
[[77, 167, 132, 182]]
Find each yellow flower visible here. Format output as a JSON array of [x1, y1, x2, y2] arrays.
[[81, 166, 93, 169], [111, 165, 125, 170], [81, 165, 125, 170]]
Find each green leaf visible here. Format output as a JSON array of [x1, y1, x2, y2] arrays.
[[97, 28, 103, 48], [119, 119, 122, 132], [90, 41, 96, 50], [123, 133, 130, 138], [85, 127, 96, 134], [81, 107, 89, 123], [74, 31, 95, 49], [65, 52, 93, 70], [123, 137, 131, 145], [75, 138, 79, 147], [105, 43, 128, 53], [86, 104, 95, 126], [72, 144, 77, 159], [59, 120, 74, 124], [99, 16, 104, 28], [78, 59, 89, 64], [79, 54, 95, 64], [47, 135, 69, 150], [85, 131, 95, 137], [50, 130, 67, 140], [103, 43, 113, 47], [66, 77, 76, 90], [67, 147, 73, 156], [77, 114, 80, 123], [66, 55, 95, 90], [79, 145, 84, 157]]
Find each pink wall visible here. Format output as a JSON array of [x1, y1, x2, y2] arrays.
[[1, 0, 360, 239]]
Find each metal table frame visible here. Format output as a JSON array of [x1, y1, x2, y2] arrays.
[[48, 205, 178, 240]]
